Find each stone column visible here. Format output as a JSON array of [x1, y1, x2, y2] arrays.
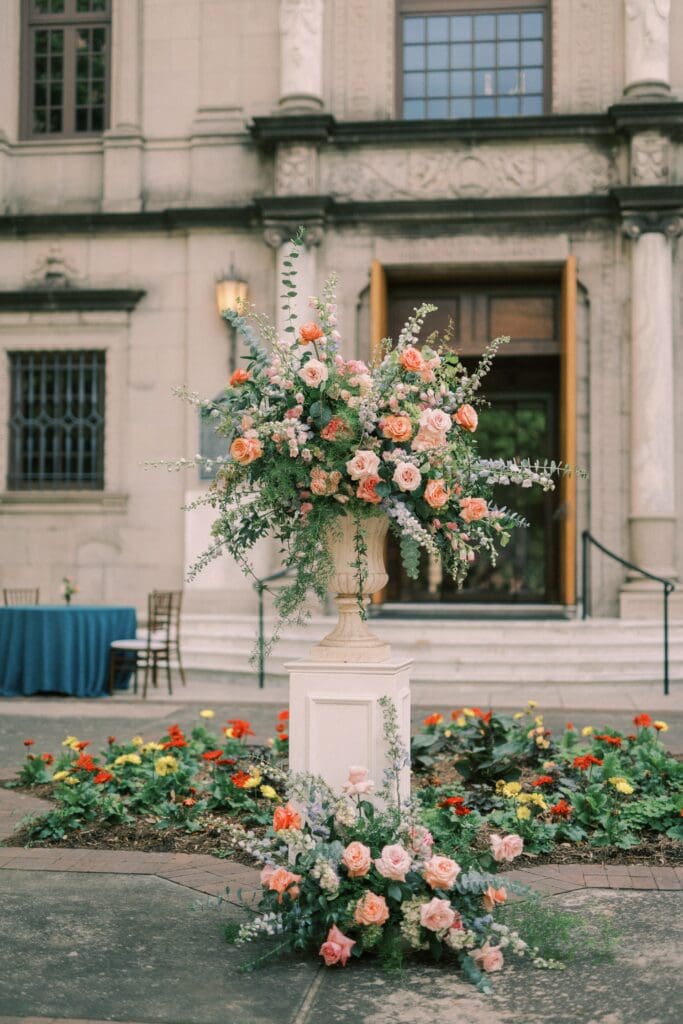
[[279, 0, 324, 112], [264, 223, 323, 337], [0, 0, 21, 204], [623, 0, 672, 98], [102, 0, 143, 212]]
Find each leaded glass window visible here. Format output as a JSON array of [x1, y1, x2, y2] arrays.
[[7, 351, 105, 490], [22, 0, 110, 138], [400, 3, 548, 120]]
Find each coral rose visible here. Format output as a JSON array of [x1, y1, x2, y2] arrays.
[[272, 802, 302, 832], [424, 479, 450, 509], [489, 833, 524, 863], [230, 436, 263, 465], [411, 427, 447, 452], [229, 368, 250, 386], [342, 841, 372, 878], [356, 475, 382, 504], [320, 417, 348, 441], [381, 415, 413, 443], [374, 844, 412, 882], [459, 497, 488, 523], [310, 468, 342, 496], [454, 404, 478, 432], [260, 864, 276, 887], [470, 941, 504, 973], [399, 346, 425, 373], [419, 408, 452, 434], [354, 892, 390, 927], [392, 462, 422, 492], [346, 450, 380, 480], [420, 897, 456, 933], [299, 321, 324, 344], [320, 925, 356, 967], [482, 885, 507, 912], [268, 867, 302, 903], [298, 358, 329, 388], [423, 855, 461, 891]]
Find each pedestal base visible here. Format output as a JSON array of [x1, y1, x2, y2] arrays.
[[619, 580, 683, 620], [287, 658, 412, 804]]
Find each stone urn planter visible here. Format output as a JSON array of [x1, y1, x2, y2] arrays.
[[309, 512, 391, 663]]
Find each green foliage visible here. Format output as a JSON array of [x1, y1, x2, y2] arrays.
[[498, 896, 620, 965]]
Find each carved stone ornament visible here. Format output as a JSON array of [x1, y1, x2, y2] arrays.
[[279, 0, 324, 108], [630, 131, 670, 185], [624, 0, 671, 92], [263, 221, 324, 249], [275, 144, 317, 196], [27, 246, 81, 289], [622, 212, 683, 238]]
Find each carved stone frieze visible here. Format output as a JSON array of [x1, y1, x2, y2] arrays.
[[27, 246, 81, 288], [275, 144, 317, 196], [320, 143, 618, 202], [630, 131, 670, 185]]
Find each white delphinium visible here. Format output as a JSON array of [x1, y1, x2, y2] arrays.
[[236, 912, 284, 945], [310, 858, 340, 894], [384, 497, 440, 558]]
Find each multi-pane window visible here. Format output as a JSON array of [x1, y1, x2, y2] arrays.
[[400, 3, 548, 119], [7, 351, 105, 490], [22, 0, 110, 138]]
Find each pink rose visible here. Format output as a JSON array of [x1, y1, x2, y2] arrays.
[[354, 892, 390, 927], [342, 841, 372, 878], [482, 885, 507, 913], [374, 843, 412, 882], [424, 479, 450, 509], [459, 497, 489, 523], [489, 833, 524, 863], [392, 462, 422, 492], [298, 358, 329, 388], [406, 825, 434, 858], [346, 450, 380, 480], [470, 941, 504, 973], [356, 475, 382, 504], [343, 766, 375, 797], [422, 855, 461, 891], [345, 359, 368, 375], [420, 408, 452, 434], [411, 427, 447, 452], [399, 346, 425, 373], [454, 404, 478, 432], [319, 924, 356, 967], [419, 897, 456, 933]]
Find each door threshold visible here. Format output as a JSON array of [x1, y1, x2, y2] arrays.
[[370, 603, 576, 621]]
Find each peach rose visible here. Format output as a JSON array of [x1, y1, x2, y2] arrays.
[[230, 436, 263, 465], [319, 924, 356, 967], [260, 864, 276, 887], [354, 892, 390, 927], [272, 802, 302, 832], [399, 346, 425, 373], [345, 359, 368, 375], [229, 368, 250, 386], [346, 450, 380, 480], [298, 358, 329, 388], [299, 321, 324, 344], [424, 479, 450, 509], [374, 844, 412, 882], [482, 885, 507, 913], [489, 833, 524, 863], [381, 415, 413, 443], [470, 941, 504, 973], [341, 841, 372, 878], [310, 468, 341, 496], [343, 766, 375, 796], [406, 825, 434, 858], [411, 427, 447, 452], [420, 897, 456, 933], [459, 497, 489, 523], [356, 475, 382, 504], [267, 867, 302, 902], [454, 404, 478, 432], [392, 462, 422, 493], [320, 417, 349, 441], [422, 855, 461, 891], [419, 408, 452, 435]]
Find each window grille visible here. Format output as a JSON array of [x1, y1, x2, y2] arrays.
[[22, 0, 110, 138], [7, 350, 105, 490], [400, 3, 548, 120]]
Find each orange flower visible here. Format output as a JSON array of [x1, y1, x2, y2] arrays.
[[356, 475, 382, 504], [278, 709, 289, 722], [459, 497, 488, 523], [273, 802, 302, 832], [74, 753, 97, 773], [229, 369, 250, 386], [633, 713, 653, 728], [230, 436, 263, 466], [320, 417, 349, 441], [23, 739, 35, 747], [267, 867, 302, 902], [380, 415, 413, 443], [424, 479, 450, 509], [74, 741, 90, 751], [227, 718, 254, 739], [482, 885, 507, 912], [454, 404, 478, 432], [550, 799, 572, 819], [450, 709, 463, 720], [573, 754, 603, 770], [423, 713, 443, 727], [531, 775, 554, 787], [107, 736, 116, 745], [41, 753, 54, 765], [594, 734, 622, 747], [202, 750, 224, 762], [93, 770, 113, 785], [182, 797, 197, 807], [230, 771, 252, 788], [399, 346, 425, 373], [299, 322, 324, 344], [565, 722, 575, 731]]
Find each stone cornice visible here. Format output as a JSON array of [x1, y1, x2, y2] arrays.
[[0, 288, 146, 312], [609, 101, 683, 138], [0, 205, 256, 236]]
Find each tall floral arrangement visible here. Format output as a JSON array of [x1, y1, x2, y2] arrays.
[[171, 230, 568, 637]]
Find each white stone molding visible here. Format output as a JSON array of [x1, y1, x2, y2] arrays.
[[103, 0, 143, 212], [279, 0, 324, 112], [624, 0, 672, 97]]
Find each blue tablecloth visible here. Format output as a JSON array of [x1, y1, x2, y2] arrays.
[[0, 605, 137, 697]]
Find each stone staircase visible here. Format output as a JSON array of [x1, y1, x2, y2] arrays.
[[178, 613, 683, 689]]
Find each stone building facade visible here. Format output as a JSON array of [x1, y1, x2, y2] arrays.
[[0, 0, 681, 621]]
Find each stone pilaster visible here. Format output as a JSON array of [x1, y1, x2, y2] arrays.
[[279, 0, 324, 112], [623, 0, 672, 99], [0, 0, 20, 206], [102, 0, 143, 212], [264, 221, 323, 337]]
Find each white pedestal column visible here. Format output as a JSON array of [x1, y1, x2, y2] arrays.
[[102, 0, 143, 212], [623, 0, 672, 98], [279, 0, 324, 112], [288, 658, 412, 804]]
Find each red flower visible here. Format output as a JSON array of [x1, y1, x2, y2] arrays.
[[41, 753, 54, 765], [439, 795, 465, 807], [565, 722, 575, 731], [450, 709, 463, 720], [633, 713, 653, 728], [532, 775, 555, 787], [480, 711, 493, 725], [227, 719, 254, 739], [74, 753, 96, 773], [573, 754, 603, 771], [626, 734, 637, 742], [594, 734, 622, 747], [550, 799, 572, 819], [202, 750, 224, 762], [229, 369, 250, 387], [107, 736, 116, 745], [423, 713, 443, 727], [216, 757, 237, 767], [182, 797, 197, 807], [277, 709, 289, 722], [276, 723, 287, 734], [163, 734, 188, 749], [278, 733, 289, 742], [93, 770, 113, 785], [74, 741, 90, 751], [320, 417, 350, 441], [23, 739, 35, 747], [454, 805, 473, 816], [230, 770, 252, 788]]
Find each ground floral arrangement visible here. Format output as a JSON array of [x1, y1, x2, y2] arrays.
[[6, 702, 681, 986]]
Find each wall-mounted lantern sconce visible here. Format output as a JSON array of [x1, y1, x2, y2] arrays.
[[215, 270, 248, 374]]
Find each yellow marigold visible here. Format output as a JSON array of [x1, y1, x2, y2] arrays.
[[653, 720, 669, 732], [534, 715, 544, 726], [495, 780, 506, 794], [536, 737, 550, 749], [260, 785, 278, 800], [131, 736, 144, 747], [242, 772, 262, 790], [443, 729, 452, 738], [114, 753, 142, 767], [462, 708, 476, 717], [502, 781, 522, 798], [140, 742, 164, 755], [513, 712, 524, 720], [224, 727, 235, 739], [200, 709, 215, 719], [527, 700, 538, 709], [52, 770, 70, 782], [455, 716, 466, 728], [62, 735, 79, 749], [65, 776, 80, 786], [154, 755, 178, 777], [581, 726, 594, 737], [517, 806, 532, 820], [608, 776, 634, 795]]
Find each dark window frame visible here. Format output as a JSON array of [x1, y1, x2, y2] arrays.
[[7, 349, 106, 491], [396, 0, 551, 121], [20, 0, 111, 140]]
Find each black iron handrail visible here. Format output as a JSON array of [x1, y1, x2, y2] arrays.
[[253, 567, 295, 689], [581, 530, 675, 696]]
